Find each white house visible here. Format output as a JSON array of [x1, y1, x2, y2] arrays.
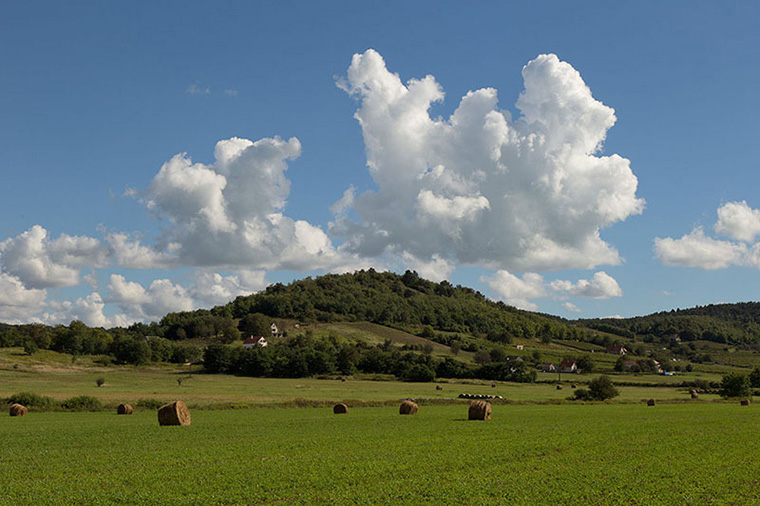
[[243, 336, 268, 348]]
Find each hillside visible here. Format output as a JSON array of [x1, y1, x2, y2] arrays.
[[221, 269, 584, 342], [4, 270, 760, 382], [580, 302, 760, 345]]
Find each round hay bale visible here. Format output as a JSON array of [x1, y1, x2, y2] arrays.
[[157, 400, 191, 426], [9, 403, 27, 417], [399, 400, 418, 415], [571, 384, 577, 389], [117, 403, 133, 415], [741, 399, 750, 406], [435, 385, 443, 391], [556, 384, 563, 390], [647, 399, 656, 406], [491, 383, 496, 388], [691, 392, 699, 400], [468, 400, 491, 421], [333, 403, 348, 414]]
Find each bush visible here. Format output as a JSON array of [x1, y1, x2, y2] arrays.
[[96, 377, 105, 387], [720, 373, 752, 398], [61, 395, 103, 411], [7, 392, 55, 408], [23, 340, 38, 355], [587, 375, 619, 401], [750, 367, 760, 388], [403, 363, 436, 382], [572, 388, 592, 401]]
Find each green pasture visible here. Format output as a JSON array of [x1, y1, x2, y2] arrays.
[[0, 366, 717, 407], [0, 346, 726, 407], [2, 404, 758, 504]]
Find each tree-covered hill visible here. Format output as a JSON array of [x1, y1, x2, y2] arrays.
[[219, 269, 584, 342], [579, 303, 760, 345]]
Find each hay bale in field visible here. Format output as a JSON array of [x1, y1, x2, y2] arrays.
[[468, 400, 491, 421], [691, 392, 699, 400], [157, 400, 191, 426], [571, 384, 577, 389], [435, 385, 443, 391], [491, 383, 496, 388], [741, 399, 750, 406], [117, 403, 133, 415], [399, 400, 418, 415], [9, 403, 27, 417], [647, 399, 656, 406], [556, 384, 563, 390], [333, 403, 348, 414]]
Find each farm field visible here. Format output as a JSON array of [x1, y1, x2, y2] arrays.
[[0, 348, 727, 407], [0, 366, 719, 407], [2, 404, 758, 504]]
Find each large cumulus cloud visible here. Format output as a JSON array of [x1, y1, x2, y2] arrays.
[[139, 136, 351, 271], [333, 50, 644, 272]]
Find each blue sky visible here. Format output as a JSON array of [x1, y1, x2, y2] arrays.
[[1, 1, 759, 325]]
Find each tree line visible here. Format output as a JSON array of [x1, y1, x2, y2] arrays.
[[202, 334, 537, 383]]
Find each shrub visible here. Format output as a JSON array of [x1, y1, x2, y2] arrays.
[[61, 395, 103, 411], [750, 367, 760, 388], [96, 378, 105, 387], [403, 363, 436, 382], [7, 392, 55, 408], [721, 373, 752, 398], [572, 388, 591, 401], [23, 340, 38, 355], [587, 375, 619, 401]]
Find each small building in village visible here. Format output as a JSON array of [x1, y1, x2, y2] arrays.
[[606, 345, 628, 355], [559, 359, 580, 374], [243, 336, 268, 348]]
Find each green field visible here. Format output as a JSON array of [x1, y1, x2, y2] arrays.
[[0, 366, 720, 408], [2, 348, 756, 504], [2, 404, 758, 504]]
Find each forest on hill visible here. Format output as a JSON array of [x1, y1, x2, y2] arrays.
[[2, 270, 760, 380], [579, 302, 760, 345]]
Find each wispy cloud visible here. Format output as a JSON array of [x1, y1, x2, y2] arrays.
[[186, 82, 211, 95]]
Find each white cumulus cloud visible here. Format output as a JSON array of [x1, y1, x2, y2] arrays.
[[550, 271, 622, 299], [136, 135, 353, 271], [655, 201, 760, 270], [483, 269, 623, 311], [655, 227, 747, 269], [0, 273, 48, 323], [334, 49, 644, 272], [482, 271, 547, 311], [189, 270, 269, 307], [107, 275, 194, 322], [43, 292, 130, 328], [0, 225, 107, 288], [715, 201, 760, 243]]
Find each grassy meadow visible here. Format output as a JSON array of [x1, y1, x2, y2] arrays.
[[3, 347, 754, 504], [2, 404, 758, 504]]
